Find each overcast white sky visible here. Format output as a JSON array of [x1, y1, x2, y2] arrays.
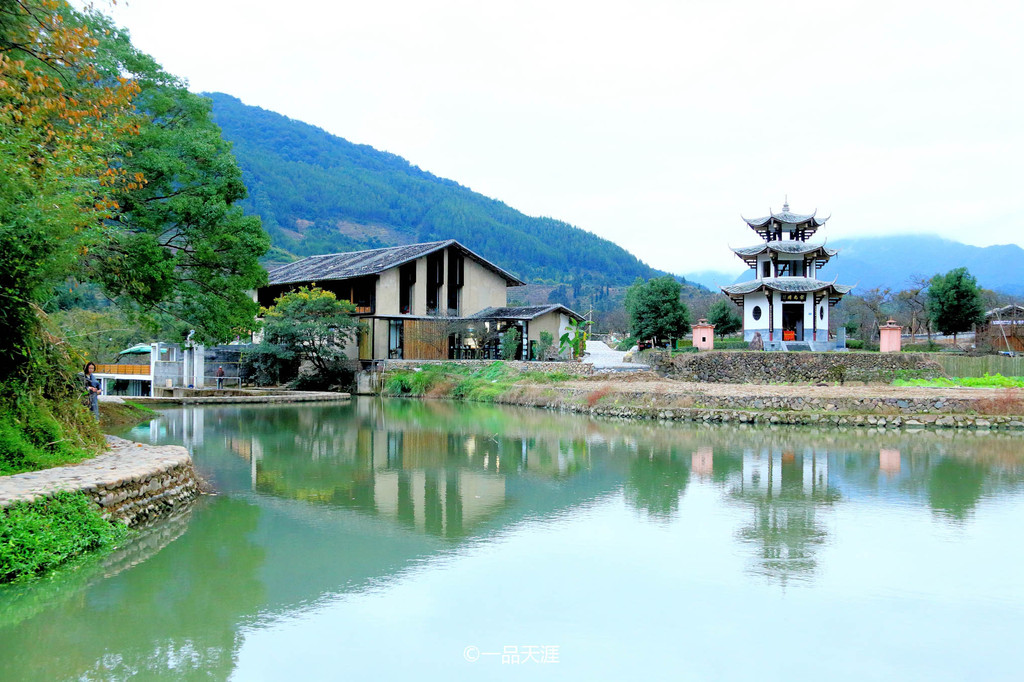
[[102, 0, 1023, 275]]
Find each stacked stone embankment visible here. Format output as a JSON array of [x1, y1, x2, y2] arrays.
[[643, 351, 945, 384], [0, 436, 199, 526], [496, 383, 1024, 431], [380, 359, 594, 375]]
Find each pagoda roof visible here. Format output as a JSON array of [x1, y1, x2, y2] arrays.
[[721, 277, 853, 306], [731, 240, 838, 267], [741, 201, 829, 238]]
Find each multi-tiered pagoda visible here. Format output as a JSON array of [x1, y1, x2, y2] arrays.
[[721, 200, 853, 350]]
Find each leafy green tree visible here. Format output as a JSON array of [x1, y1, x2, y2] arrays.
[[260, 287, 362, 376], [536, 331, 554, 360], [706, 299, 742, 336], [500, 327, 521, 361], [1, 0, 140, 376], [927, 267, 985, 344], [82, 13, 269, 344], [624, 276, 691, 345]]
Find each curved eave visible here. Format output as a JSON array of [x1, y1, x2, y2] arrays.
[[721, 278, 854, 306], [742, 209, 829, 238], [730, 242, 839, 268]]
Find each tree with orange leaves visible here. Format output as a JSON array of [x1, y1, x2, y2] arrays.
[[0, 0, 139, 373]]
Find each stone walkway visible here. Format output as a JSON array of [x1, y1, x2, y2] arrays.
[[0, 436, 192, 508], [584, 340, 649, 371]]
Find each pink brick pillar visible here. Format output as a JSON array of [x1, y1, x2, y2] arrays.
[[692, 319, 715, 350], [879, 319, 902, 353]]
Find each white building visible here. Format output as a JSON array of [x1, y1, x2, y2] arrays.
[[721, 201, 853, 350]]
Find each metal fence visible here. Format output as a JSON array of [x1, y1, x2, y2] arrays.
[[925, 354, 1024, 377]]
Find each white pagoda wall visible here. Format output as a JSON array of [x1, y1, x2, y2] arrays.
[[742, 291, 830, 343], [742, 291, 770, 342]]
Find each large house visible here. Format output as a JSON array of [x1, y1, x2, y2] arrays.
[[258, 240, 583, 362]]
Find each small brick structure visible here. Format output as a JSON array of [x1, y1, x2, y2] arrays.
[[879, 319, 902, 353], [692, 319, 715, 351]]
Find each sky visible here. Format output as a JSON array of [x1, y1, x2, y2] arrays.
[[100, 0, 1023, 275]]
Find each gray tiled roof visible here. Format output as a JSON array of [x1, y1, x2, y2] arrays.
[[266, 239, 524, 286], [731, 240, 837, 258], [743, 208, 829, 229], [468, 304, 585, 321], [721, 277, 854, 296]]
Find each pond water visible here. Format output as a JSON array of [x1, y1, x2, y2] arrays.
[[2, 398, 1024, 681]]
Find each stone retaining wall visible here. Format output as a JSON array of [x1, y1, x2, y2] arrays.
[[379, 359, 594, 375], [0, 437, 199, 527], [644, 351, 946, 384], [494, 387, 1024, 431]]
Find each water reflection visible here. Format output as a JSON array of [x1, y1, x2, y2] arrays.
[[1, 399, 1022, 681]]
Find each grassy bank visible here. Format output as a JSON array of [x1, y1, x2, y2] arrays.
[[1, 492, 128, 584], [893, 373, 1024, 388], [100, 400, 158, 431], [0, 388, 102, 476], [383, 362, 575, 402]]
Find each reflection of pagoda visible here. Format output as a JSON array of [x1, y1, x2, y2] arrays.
[[731, 447, 838, 585], [722, 200, 853, 350]]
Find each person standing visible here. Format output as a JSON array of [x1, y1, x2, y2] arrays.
[[215, 365, 225, 389], [84, 362, 101, 421]]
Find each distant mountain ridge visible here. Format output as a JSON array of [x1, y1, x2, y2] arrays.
[[206, 93, 668, 288], [684, 236, 1024, 296]]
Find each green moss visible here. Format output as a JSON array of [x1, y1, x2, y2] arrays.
[[1, 492, 128, 584]]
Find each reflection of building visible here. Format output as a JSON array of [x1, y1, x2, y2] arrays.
[[692, 446, 713, 477], [879, 448, 901, 475], [721, 200, 853, 349], [257, 239, 583, 362], [373, 470, 506, 536], [732, 446, 836, 584]]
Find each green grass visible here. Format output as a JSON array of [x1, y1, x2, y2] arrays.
[[892, 373, 1024, 388], [1, 492, 128, 583], [382, 362, 577, 403]]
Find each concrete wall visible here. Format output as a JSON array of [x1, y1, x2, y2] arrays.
[[461, 257, 508, 314], [376, 267, 400, 315]]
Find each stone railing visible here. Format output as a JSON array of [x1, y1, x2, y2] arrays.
[[0, 437, 200, 527]]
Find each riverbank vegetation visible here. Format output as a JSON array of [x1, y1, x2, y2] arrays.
[[0, 492, 128, 584], [1, 1, 268, 474], [383, 362, 575, 402], [893, 373, 1024, 389]]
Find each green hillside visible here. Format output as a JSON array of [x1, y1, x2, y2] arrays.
[[207, 93, 665, 287]]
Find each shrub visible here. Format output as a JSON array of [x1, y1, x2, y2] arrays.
[[847, 340, 865, 350], [586, 386, 612, 407], [1, 492, 128, 583], [536, 331, 554, 360], [616, 336, 638, 351], [501, 327, 522, 361]]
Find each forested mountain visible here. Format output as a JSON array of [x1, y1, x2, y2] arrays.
[[685, 236, 1024, 296], [207, 93, 664, 286]]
